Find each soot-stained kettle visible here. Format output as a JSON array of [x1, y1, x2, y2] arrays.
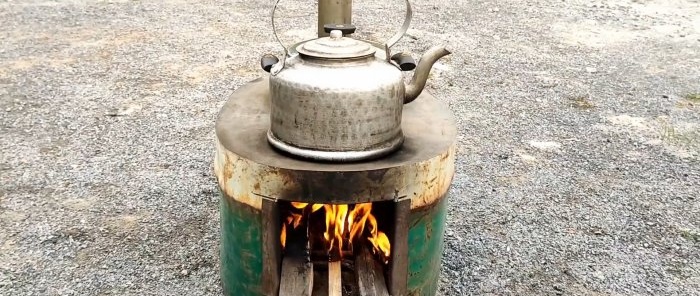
[[260, 0, 451, 162]]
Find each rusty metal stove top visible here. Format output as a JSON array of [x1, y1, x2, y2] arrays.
[[215, 76, 456, 172]]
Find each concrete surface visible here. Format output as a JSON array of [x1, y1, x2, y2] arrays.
[[1, 0, 699, 295]]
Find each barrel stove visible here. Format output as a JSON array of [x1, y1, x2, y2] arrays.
[[213, 1, 456, 295]]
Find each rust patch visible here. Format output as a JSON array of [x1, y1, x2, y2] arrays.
[[223, 153, 233, 180], [409, 196, 445, 226], [215, 137, 454, 210], [440, 151, 450, 161]]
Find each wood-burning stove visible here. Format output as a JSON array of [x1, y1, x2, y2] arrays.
[[213, 76, 456, 295], [214, 1, 456, 294]]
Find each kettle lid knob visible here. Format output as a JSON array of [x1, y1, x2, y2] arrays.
[[329, 30, 343, 39]]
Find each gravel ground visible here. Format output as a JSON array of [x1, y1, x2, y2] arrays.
[[1, 0, 699, 295]]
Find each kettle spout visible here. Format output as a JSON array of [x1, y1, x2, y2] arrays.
[[404, 45, 451, 103]]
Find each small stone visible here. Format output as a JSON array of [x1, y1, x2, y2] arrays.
[[529, 140, 562, 151], [586, 67, 598, 73], [519, 153, 537, 162], [105, 103, 142, 117], [490, 7, 500, 12], [181, 269, 189, 276]]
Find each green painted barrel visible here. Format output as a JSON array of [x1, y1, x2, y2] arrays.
[[407, 198, 448, 295], [220, 194, 263, 295], [219, 192, 448, 296]]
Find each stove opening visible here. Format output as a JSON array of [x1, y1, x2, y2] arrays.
[[277, 200, 397, 296]]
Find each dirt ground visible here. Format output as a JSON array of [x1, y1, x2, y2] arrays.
[[1, 0, 699, 295]]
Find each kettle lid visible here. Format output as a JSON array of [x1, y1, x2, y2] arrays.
[[296, 30, 376, 59]]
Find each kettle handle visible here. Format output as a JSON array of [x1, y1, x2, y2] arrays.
[[269, 0, 413, 73]]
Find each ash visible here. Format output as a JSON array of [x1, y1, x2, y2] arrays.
[[1, 0, 699, 295]]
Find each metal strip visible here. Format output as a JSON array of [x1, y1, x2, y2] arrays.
[[388, 196, 410, 295], [385, 0, 413, 49], [270, 0, 288, 75], [261, 198, 281, 296]]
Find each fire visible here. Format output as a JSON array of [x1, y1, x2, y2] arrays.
[[281, 201, 391, 263], [280, 212, 303, 248]]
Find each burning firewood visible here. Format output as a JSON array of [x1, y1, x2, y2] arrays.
[[327, 260, 342, 296]]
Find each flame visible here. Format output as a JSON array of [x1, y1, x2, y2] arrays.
[[348, 203, 371, 242], [369, 232, 391, 260], [280, 201, 391, 263], [280, 213, 303, 249], [280, 223, 287, 248], [291, 202, 308, 209]]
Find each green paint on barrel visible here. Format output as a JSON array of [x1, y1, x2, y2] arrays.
[[219, 190, 448, 296], [407, 196, 448, 296], [220, 193, 263, 296]]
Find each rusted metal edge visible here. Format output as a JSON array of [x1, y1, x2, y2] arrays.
[[388, 197, 410, 296], [261, 198, 281, 296], [213, 141, 456, 209]]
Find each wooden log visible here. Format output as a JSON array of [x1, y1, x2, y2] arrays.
[[355, 246, 390, 296], [279, 207, 313, 296], [279, 256, 313, 296], [328, 260, 342, 296], [311, 250, 353, 259]]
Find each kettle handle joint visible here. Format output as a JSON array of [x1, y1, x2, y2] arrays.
[[260, 54, 279, 73], [390, 52, 417, 71]]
